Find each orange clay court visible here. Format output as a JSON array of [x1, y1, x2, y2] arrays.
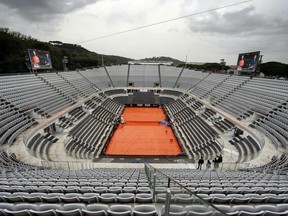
[[105, 107, 182, 156]]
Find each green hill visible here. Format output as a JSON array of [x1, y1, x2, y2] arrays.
[[0, 27, 133, 74], [140, 56, 184, 66]]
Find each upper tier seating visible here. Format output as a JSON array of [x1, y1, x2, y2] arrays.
[[79, 68, 111, 89], [106, 65, 128, 87], [160, 66, 182, 88], [0, 74, 74, 116], [190, 73, 229, 99], [0, 98, 35, 145], [38, 73, 84, 99], [59, 71, 97, 96], [214, 77, 288, 119], [176, 69, 209, 90], [129, 65, 160, 87], [209, 75, 250, 104]]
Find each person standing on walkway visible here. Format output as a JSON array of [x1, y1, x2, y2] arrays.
[[197, 157, 204, 170]]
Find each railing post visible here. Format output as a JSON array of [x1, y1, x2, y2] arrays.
[[149, 169, 152, 187], [164, 188, 171, 216], [152, 173, 156, 202], [167, 177, 171, 188]]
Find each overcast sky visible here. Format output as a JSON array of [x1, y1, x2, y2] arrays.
[[0, 0, 287, 65]]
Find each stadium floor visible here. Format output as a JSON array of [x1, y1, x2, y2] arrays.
[[105, 107, 182, 156]]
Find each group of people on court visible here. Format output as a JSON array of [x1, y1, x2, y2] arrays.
[[197, 155, 222, 170]]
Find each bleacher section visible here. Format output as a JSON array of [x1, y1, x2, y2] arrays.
[[68, 107, 86, 121], [59, 71, 97, 97], [202, 108, 217, 120], [129, 65, 160, 87], [183, 96, 204, 111], [0, 69, 287, 162], [26, 133, 58, 161], [160, 65, 181, 88], [189, 73, 229, 98], [79, 68, 111, 89], [214, 77, 288, 119], [247, 154, 288, 174], [106, 65, 128, 87], [65, 98, 124, 159], [38, 73, 83, 99], [1, 67, 288, 216], [105, 89, 126, 96], [165, 99, 222, 159], [84, 96, 103, 110], [176, 69, 209, 90], [0, 74, 74, 116], [213, 118, 235, 133], [66, 116, 112, 159], [0, 151, 39, 172], [209, 75, 250, 104], [0, 165, 158, 215], [0, 158, 287, 215], [229, 135, 262, 162], [0, 98, 36, 145], [251, 103, 288, 148], [153, 167, 288, 215]]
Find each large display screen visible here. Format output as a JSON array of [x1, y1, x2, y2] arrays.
[[28, 49, 52, 70], [237, 51, 260, 72]]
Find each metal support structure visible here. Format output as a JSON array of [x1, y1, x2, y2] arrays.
[[126, 64, 131, 87], [173, 56, 187, 88], [158, 64, 162, 87], [101, 55, 114, 87], [164, 188, 171, 216], [173, 66, 185, 88], [152, 173, 156, 202]]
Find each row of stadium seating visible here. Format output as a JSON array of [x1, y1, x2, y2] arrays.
[[38, 73, 84, 99], [27, 132, 59, 161], [229, 135, 261, 162], [209, 75, 250, 103], [213, 77, 288, 120], [64, 97, 124, 159], [1, 68, 287, 151], [246, 154, 288, 174], [164, 98, 222, 159], [2, 152, 288, 215], [59, 71, 98, 96], [0, 99, 36, 145], [155, 192, 288, 204], [0, 203, 160, 216], [190, 73, 229, 98], [251, 103, 288, 148], [0, 151, 39, 172], [0, 74, 75, 116]]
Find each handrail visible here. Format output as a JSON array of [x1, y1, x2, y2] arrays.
[[145, 163, 227, 216]]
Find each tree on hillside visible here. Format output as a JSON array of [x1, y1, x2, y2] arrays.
[[260, 62, 288, 78]]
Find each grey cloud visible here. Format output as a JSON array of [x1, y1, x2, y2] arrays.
[[187, 5, 288, 36], [0, 0, 100, 21]]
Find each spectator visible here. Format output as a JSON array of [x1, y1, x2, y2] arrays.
[[218, 155, 223, 163], [197, 157, 204, 170], [206, 160, 211, 170], [213, 157, 219, 170]]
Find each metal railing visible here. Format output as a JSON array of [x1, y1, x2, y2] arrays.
[[145, 163, 227, 216]]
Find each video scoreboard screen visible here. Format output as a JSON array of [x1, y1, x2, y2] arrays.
[[237, 51, 260, 72], [28, 49, 52, 70]]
